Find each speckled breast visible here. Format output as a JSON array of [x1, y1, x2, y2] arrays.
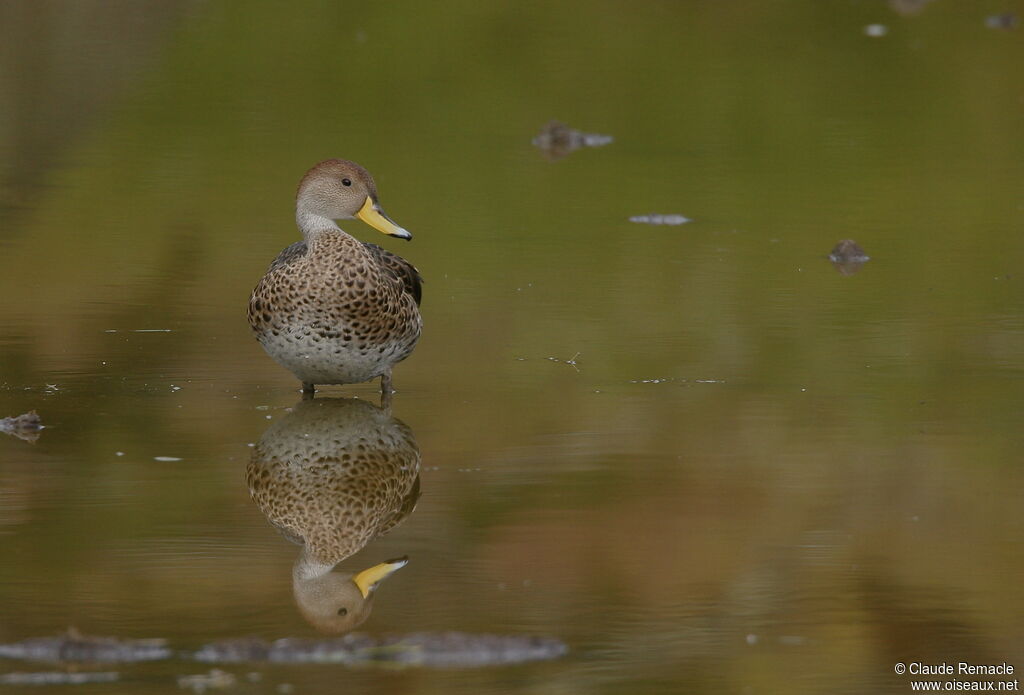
[[248, 236, 422, 385]]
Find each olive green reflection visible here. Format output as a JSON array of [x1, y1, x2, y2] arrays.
[[247, 397, 420, 633]]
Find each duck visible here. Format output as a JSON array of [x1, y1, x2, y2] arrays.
[[248, 159, 423, 396], [246, 396, 421, 632]]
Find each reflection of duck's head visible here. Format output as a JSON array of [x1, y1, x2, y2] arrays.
[[246, 397, 420, 632], [293, 555, 408, 632]]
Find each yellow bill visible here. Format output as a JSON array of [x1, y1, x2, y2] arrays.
[[352, 556, 409, 599], [357, 196, 412, 240]]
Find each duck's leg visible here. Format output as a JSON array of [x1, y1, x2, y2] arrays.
[[380, 370, 394, 411], [301, 382, 316, 400]]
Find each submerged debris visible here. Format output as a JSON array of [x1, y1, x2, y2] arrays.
[[532, 120, 613, 161], [629, 214, 691, 226], [177, 669, 236, 693], [194, 632, 568, 668], [0, 629, 171, 664], [0, 671, 119, 685], [985, 13, 1018, 29], [828, 239, 870, 276], [1, 410, 43, 443], [864, 23, 889, 37]]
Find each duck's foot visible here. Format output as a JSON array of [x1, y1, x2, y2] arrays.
[[301, 382, 316, 400]]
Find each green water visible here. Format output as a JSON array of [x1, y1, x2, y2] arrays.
[[1, 1, 1023, 693]]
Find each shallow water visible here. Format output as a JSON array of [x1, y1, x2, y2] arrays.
[[2, 1, 1023, 693]]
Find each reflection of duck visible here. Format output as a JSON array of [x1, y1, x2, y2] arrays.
[[248, 159, 424, 397], [247, 397, 420, 632]]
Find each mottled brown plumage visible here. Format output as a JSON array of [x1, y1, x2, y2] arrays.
[[248, 159, 423, 394]]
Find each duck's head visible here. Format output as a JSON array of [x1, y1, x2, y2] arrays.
[[293, 556, 409, 633], [296, 158, 411, 240]]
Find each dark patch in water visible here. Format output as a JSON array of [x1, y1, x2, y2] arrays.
[[888, 0, 933, 16], [985, 13, 1017, 30]]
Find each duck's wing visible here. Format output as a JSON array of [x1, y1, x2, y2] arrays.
[[363, 242, 424, 306], [377, 475, 422, 537], [267, 241, 308, 271]]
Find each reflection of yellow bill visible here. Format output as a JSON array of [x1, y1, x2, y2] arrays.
[[352, 557, 409, 598], [357, 196, 412, 240]]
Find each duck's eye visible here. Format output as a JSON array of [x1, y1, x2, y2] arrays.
[[342, 178, 352, 187], [337, 607, 348, 616]]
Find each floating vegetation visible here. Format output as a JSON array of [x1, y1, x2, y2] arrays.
[[0, 671, 119, 685], [628, 214, 691, 226], [0, 410, 42, 443], [532, 120, 613, 161], [828, 239, 870, 276], [193, 635, 370, 664], [0, 629, 170, 664], [194, 632, 568, 668], [629, 377, 724, 385], [375, 632, 567, 668], [544, 352, 580, 371], [177, 669, 236, 693], [1, 630, 566, 670]]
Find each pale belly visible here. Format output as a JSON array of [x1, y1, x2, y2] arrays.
[[257, 325, 419, 385]]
